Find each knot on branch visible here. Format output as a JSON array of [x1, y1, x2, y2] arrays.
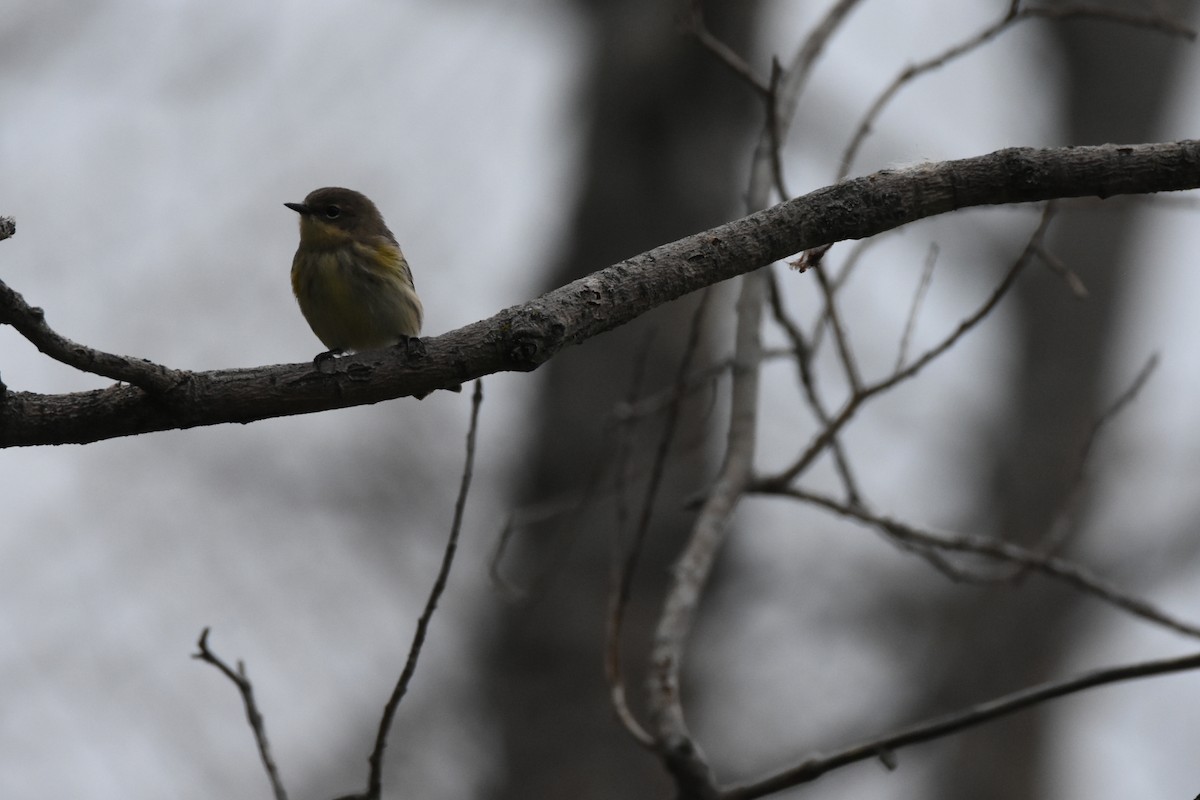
[[502, 308, 566, 371]]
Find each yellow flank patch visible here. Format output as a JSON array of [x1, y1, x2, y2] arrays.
[[291, 239, 422, 350]]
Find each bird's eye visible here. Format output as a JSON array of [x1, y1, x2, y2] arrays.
[[324, 205, 341, 219]]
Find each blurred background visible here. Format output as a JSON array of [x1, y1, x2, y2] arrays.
[[2, 1, 1199, 798]]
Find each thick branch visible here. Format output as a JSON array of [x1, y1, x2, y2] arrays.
[[2, 141, 1198, 447]]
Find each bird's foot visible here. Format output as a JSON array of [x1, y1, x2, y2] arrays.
[[313, 348, 347, 372]]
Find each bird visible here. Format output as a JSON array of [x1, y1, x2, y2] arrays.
[[285, 187, 423, 364]]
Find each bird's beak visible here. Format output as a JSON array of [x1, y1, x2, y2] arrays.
[[284, 202, 309, 215]]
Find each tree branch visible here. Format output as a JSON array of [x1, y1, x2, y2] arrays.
[[647, 269, 764, 797], [722, 649, 1200, 799], [329, 381, 484, 800], [2, 141, 1198, 447], [192, 628, 288, 800], [769, 486, 1200, 639], [0, 280, 182, 392]]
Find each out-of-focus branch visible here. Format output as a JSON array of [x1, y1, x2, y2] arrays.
[[765, 271, 861, 505], [683, 1, 770, 96], [2, 141, 1199, 448], [1009, 353, 1160, 573], [192, 628, 288, 800], [839, 1, 1195, 179], [337, 381, 484, 800], [606, 290, 714, 750], [642, 7, 868, 794], [648, 271, 765, 797], [761, 203, 1059, 490], [752, 0, 867, 201], [770, 486, 1200, 638], [894, 242, 939, 371], [722, 649, 1200, 799]]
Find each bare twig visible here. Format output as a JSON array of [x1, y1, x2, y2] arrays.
[[894, 242, 939, 371], [192, 628, 288, 800], [746, 0, 868, 202], [690, 0, 865, 202], [648, 272, 764, 798], [807, 235, 887, 353], [642, 4, 870, 788], [608, 290, 713, 750], [1023, 3, 1196, 38], [611, 358, 724, 423], [606, 327, 658, 747], [772, 0, 869, 130], [765, 60, 790, 201], [770, 486, 1200, 639], [1012, 353, 1161, 572], [0, 278, 182, 393], [1088, 354, 1160, 451], [722, 649, 1200, 799], [612, 328, 658, 573], [1035, 243, 1090, 298], [489, 425, 615, 602], [683, 0, 770, 96], [340, 380, 483, 800], [766, 204, 1058, 489], [810, 261, 862, 393], [488, 512, 528, 600], [868, 204, 1055, 393], [840, 5, 1020, 180], [839, 3, 1195, 180], [765, 271, 862, 506]]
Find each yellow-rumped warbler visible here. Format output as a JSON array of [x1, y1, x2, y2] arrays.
[[285, 187, 423, 362]]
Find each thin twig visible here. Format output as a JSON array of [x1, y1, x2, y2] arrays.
[[644, 6, 868, 792], [749, 0, 868, 202], [192, 628, 288, 800], [722, 649, 1200, 799], [765, 271, 862, 506], [774, 0, 869, 126], [840, 4, 1020, 180], [810, 262, 862, 393], [765, 203, 1058, 489], [1035, 243, 1089, 298], [608, 290, 713, 750], [839, 2, 1194, 180], [765, 60, 790, 201], [894, 242, 938, 372], [869, 204, 1055, 394], [1012, 353, 1160, 573], [346, 380, 484, 800], [0, 277, 182, 392], [648, 272, 765, 798], [1024, 3, 1196, 38], [488, 512, 528, 600], [488, 427, 615, 602], [769, 486, 1200, 639], [683, 0, 769, 95], [606, 327, 659, 748], [612, 329, 656, 570], [807, 235, 888, 354]]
